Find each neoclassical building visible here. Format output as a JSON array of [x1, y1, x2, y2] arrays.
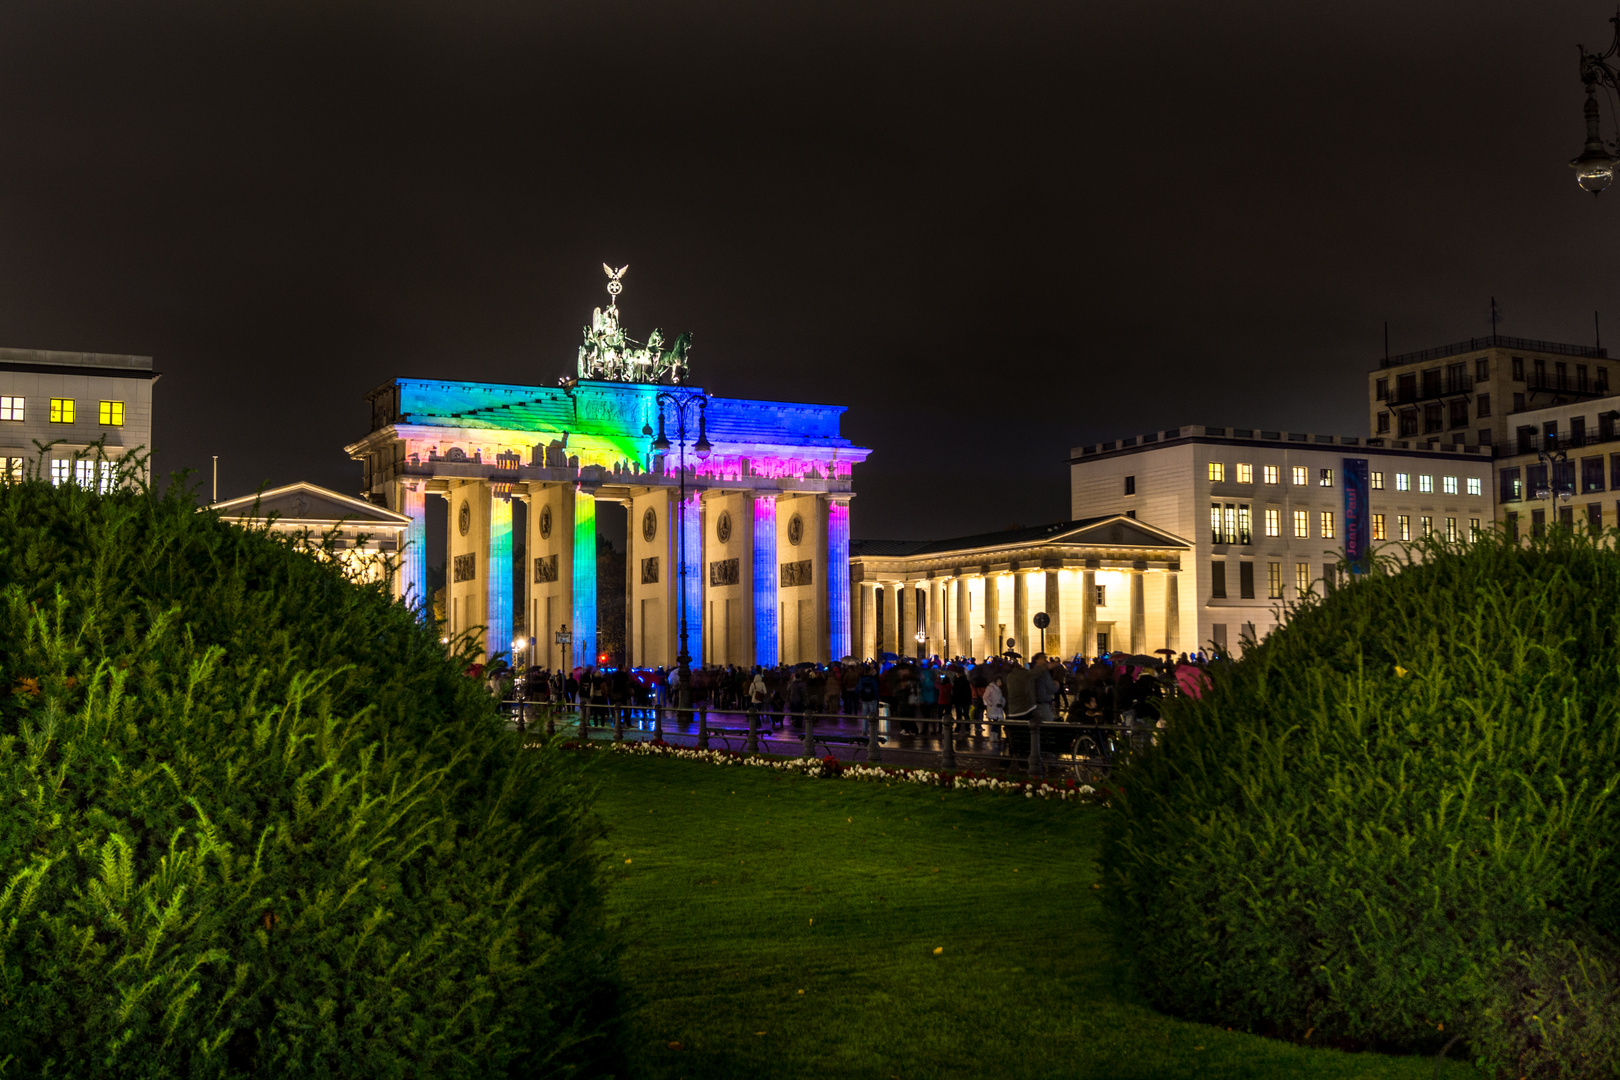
[[345, 275, 869, 670]]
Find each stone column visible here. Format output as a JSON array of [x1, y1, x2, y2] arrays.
[[753, 495, 778, 668], [624, 499, 635, 668], [1044, 569, 1062, 659], [571, 487, 597, 671], [927, 578, 943, 658], [1129, 568, 1146, 654], [1081, 568, 1097, 658], [681, 491, 703, 669], [396, 482, 428, 614], [1012, 571, 1029, 660], [860, 581, 877, 659], [826, 496, 852, 661], [487, 488, 513, 666], [955, 576, 971, 660], [1164, 570, 1181, 654], [983, 573, 1000, 658], [882, 581, 900, 657]]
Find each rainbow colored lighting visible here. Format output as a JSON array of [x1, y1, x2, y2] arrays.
[[399, 485, 427, 612], [487, 495, 512, 662], [753, 496, 777, 667], [572, 490, 597, 669]]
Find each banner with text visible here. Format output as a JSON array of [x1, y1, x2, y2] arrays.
[[1343, 457, 1371, 571]]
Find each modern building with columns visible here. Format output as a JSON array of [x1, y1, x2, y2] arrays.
[[849, 516, 1191, 661], [343, 285, 870, 671]]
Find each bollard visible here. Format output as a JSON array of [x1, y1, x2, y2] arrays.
[[941, 715, 956, 772], [1028, 714, 1045, 778], [746, 706, 759, 754], [802, 710, 815, 758], [867, 708, 883, 764], [697, 703, 710, 750], [613, 705, 623, 743], [652, 706, 663, 743]]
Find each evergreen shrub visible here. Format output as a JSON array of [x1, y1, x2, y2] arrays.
[[0, 475, 621, 1078], [1102, 528, 1620, 1076]]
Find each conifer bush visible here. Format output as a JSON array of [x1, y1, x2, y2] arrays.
[[1103, 528, 1620, 1076], [0, 473, 621, 1078]]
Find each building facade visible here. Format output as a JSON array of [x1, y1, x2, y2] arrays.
[[849, 516, 1189, 662], [0, 348, 156, 484], [1492, 392, 1620, 535], [210, 481, 410, 583], [344, 285, 870, 669], [1068, 426, 1493, 653]]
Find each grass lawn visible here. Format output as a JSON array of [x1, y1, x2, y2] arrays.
[[589, 751, 1477, 1080]]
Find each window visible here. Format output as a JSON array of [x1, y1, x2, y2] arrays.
[[1372, 513, 1386, 540], [3, 457, 21, 482], [1124, 475, 1135, 496], [1478, 428, 1492, 448], [1238, 561, 1254, 599], [1418, 474, 1433, 493], [49, 460, 69, 485], [1210, 560, 1226, 599], [1095, 585, 1106, 606], [1477, 392, 1491, 418], [1319, 468, 1334, 487], [1442, 475, 1458, 495], [1512, 356, 1524, 380], [1267, 561, 1282, 599], [1513, 392, 1526, 412], [1420, 515, 1433, 538], [1376, 411, 1390, 433], [1445, 517, 1458, 542], [1470, 517, 1481, 540], [1370, 471, 1384, 490], [1210, 504, 1224, 545], [49, 398, 74, 424], [1375, 377, 1388, 400], [1264, 508, 1281, 537], [1590, 503, 1604, 532], [1424, 403, 1443, 433], [75, 460, 95, 488], [1449, 399, 1469, 429], [1320, 511, 1335, 539], [1467, 477, 1481, 496], [1236, 463, 1253, 484], [98, 400, 125, 426], [1586, 457, 1607, 495], [1262, 464, 1279, 484], [1561, 505, 1575, 527], [1212, 623, 1227, 652], [1296, 561, 1312, 596], [1506, 512, 1519, 543], [1291, 466, 1307, 485], [1292, 509, 1309, 538], [0, 396, 22, 421], [1602, 367, 1612, 393], [1208, 462, 1225, 482], [1225, 505, 1238, 546], [1613, 453, 1620, 492], [1528, 463, 1548, 496], [1237, 505, 1252, 545], [1501, 466, 1523, 502], [1399, 410, 1418, 437], [1476, 357, 1489, 381], [1396, 472, 1410, 491], [1398, 514, 1411, 541]]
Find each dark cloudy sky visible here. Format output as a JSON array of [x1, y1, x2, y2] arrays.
[[0, 1, 1611, 539]]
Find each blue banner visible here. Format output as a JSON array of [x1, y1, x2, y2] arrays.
[[1343, 457, 1371, 570]]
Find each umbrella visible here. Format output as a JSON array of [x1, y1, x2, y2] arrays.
[[879, 651, 899, 663], [1125, 654, 1164, 668]]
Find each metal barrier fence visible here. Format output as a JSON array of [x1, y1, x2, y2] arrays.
[[500, 699, 1158, 781]]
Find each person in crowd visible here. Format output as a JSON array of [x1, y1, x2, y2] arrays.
[[748, 666, 768, 717], [1004, 658, 1037, 759], [857, 663, 879, 732], [841, 661, 861, 715], [952, 667, 972, 725], [982, 672, 1006, 750], [786, 669, 808, 730]]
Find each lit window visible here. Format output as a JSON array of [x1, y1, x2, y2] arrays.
[[1264, 508, 1280, 537], [1267, 561, 1282, 599], [1372, 513, 1386, 540], [1418, 475, 1433, 493], [1210, 504, 1223, 544], [1237, 505, 1252, 544], [1370, 471, 1384, 490], [1095, 584, 1107, 606], [1420, 515, 1433, 537], [74, 460, 94, 487], [1262, 465, 1279, 484], [3, 456, 21, 482], [1292, 509, 1309, 538], [98, 400, 125, 426], [1442, 475, 1458, 495], [1469, 517, 1481, 539], [1291, 466, 1307, 485], [1225, 505, 1238, 545], [1319, 468, 1334, 487], [1445, 516, 1458, 542], [0, 396, 22, 421], [49, 398, 74, 424], [49, 459, 69, 485], [1397, 514, 1411, 541], [1208, 462, 1226, 482], [1395, 473, 1410, 491], [1295, 561, 1311, 596], [1236, 463, 1253, 484], [1320, 511, 1335, 539], [1466, 477, 1482, 496]]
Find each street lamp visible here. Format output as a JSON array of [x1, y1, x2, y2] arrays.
[[644, 389, 711, 708], [1571, 11, 1620, 195], [914, 628, 926, 660], [1534, 445, 1572, 530]]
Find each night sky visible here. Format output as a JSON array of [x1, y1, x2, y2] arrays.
[[0, 1, 1611, 541]]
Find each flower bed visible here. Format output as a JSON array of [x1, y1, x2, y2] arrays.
[[563, 737, 1100, 802]]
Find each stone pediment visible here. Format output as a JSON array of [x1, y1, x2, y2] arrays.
[[1057, 517, 1186, 550], [211, 482, 410, 527]]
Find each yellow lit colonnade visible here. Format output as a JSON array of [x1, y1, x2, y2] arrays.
[[848, 517, 1192, 661]]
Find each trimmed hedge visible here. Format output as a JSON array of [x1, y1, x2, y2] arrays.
[[1102, 529, 1620, 1076], [0, 475, 621, 1078]]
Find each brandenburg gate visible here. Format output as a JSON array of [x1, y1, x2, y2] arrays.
[[345, 267, 870, 671]]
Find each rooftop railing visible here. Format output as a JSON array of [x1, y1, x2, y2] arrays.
[[1377, 335, 1607, 370]]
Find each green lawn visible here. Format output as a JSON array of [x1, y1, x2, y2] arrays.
[[588, 752, 1477, 1080]]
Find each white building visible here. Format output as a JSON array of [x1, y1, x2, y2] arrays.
[[1068, 425, 1494, 653], [210, 482, 411, 585], [0, 348, 156, 485]]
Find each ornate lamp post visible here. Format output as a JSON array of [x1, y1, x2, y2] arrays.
[[644, 390, 711, 708], [1534, 445, 1572, 527], [914, 628, 926, 661], [1571, 11, 1620, 195]]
